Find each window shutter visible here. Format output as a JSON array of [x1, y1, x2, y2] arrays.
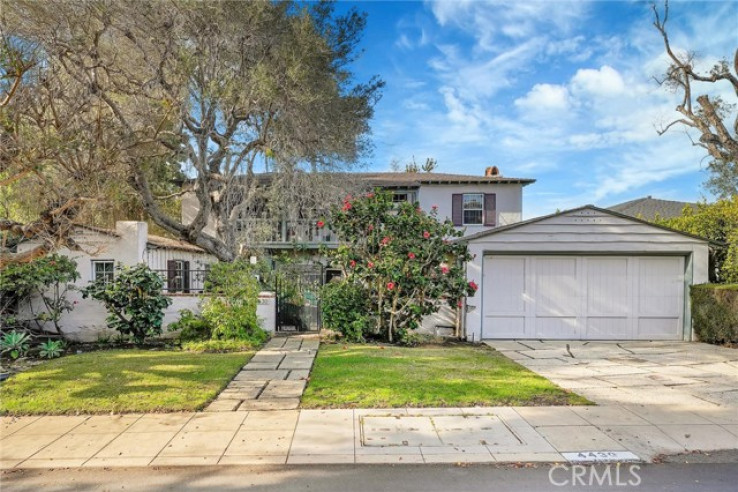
[[484, 194, 497, 226], [166, 260, 177, 292], [183, 261, 191, 294], [452, 194, 463, 226]]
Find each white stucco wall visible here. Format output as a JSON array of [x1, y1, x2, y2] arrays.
[[462, 208, 710, 342], [16, 221, 276, 341], [417, 183, 524, 237]]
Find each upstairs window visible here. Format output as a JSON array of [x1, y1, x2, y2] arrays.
[[92, 260, 115, 283], [462, 194, 484, 225]]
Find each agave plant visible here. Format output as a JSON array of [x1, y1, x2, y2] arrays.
[[0, 331, 31, 359], [38, 339, 65, 359]]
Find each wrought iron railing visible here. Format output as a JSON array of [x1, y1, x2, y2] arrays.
[[154, 269, 209, 294], [237, 219, 338, 245]]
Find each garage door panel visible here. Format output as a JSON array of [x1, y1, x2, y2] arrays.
[[587, 258, 628, 316], [534, 317, 578, 339], [638, 258, 683, 317], [484, 257, 526, 314], [535, 258, 578, 316], [585, 317, 630, 339], [483, 255, 685, 341]]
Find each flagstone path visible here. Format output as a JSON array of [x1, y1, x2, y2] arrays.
[[204, 335, 319, 412]]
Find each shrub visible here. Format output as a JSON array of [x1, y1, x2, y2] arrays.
[[0, 254, 79, 335], [321, 280, 370, 342], [38, 339, 65, 359], [168, 309, 212, 342], [691, 284, 738, 345], [181, 339, 264, 353], [81, 263, 172, 344], [201, 260, 267, 343], [0, 331, 31, 359]]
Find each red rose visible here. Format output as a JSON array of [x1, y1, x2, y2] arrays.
[[387, 282, 395, 290], [408, 252, 416, 259], [349, 260, 356, 268], [423, 231, 430, 239], [468, 281, 478, 291], [316, 220, 325, 228]]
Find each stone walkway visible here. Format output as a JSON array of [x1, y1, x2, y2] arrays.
[[205, 335, 319, 412]]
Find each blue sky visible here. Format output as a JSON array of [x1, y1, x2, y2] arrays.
[[336, 0, 738, 218]]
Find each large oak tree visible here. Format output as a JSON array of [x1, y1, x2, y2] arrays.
[[4, 0, 382, 261]]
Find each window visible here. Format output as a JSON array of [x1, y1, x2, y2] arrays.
[[463, 194, 484, 225], [391, 190, 417, 204], [92, 260, 115, 283], [167, 260, 190, 293]]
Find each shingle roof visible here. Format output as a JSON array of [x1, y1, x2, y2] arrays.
[[77, 224, 206, 253], [607, 196, 698, 221], [356, 172, 535, 187]]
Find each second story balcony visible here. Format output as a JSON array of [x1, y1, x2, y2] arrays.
[[237, 219, 339, 249]]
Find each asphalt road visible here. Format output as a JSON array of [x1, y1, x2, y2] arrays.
[[3, 453, 738, 492]]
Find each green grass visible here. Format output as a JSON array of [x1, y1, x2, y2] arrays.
[[0, 349, 252, 415], [302, 343, 591, 408]]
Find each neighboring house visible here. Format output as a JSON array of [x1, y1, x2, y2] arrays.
[[607, 196, 698, 221], [461, 206, 709, 342], [16, 221, 276, 341], [181, 168, 536, 252]]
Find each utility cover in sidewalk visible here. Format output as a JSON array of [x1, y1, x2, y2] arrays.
[[562, 451, 641, 463]]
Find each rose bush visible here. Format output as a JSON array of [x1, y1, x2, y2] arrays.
[[323, 190, 476, 343]]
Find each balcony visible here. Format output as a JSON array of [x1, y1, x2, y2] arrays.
[[237, 219, 339, 248]]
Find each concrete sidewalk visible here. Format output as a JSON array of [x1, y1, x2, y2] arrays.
[[2, 404, 737, 469]]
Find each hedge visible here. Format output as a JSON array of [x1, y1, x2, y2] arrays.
[[690, 284, 738, 345]]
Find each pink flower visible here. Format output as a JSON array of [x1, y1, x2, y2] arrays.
[[342, 202, 352, 211], [316, 220, 325, 228], [440, 266, 450, 274], [368, 261, 374, 268], [457, 301, 463, 308], [468, 281, 478, 291], [431, 205, 438, 210], [423, 231, 430, 239], [366, 192, 375, 198], [387, 282, 395, 291], [381, 236, 391, 246], [368, 224, 374, 232], [345, 194, 353, 202], [349, 260, 356, 268], [408, 252, 416, 260]]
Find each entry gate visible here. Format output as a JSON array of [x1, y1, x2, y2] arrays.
[[275, 262, 323, 332]]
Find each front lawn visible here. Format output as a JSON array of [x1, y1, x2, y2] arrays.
[[301, 343, 590, 408], [0, 349, 252, 415]]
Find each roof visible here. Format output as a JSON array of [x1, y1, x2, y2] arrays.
[[76, 224, 207, 253], [607, 196, 698, 221], [460, 205, 711, 244], [355, 172, 535, 188]]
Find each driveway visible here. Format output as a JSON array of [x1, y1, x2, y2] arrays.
[[485, 341, 738, 409]]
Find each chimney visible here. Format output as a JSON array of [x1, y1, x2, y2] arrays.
[[485, 166, 500, 177]]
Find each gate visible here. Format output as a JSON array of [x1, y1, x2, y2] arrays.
[[275, 262, 324, 333]]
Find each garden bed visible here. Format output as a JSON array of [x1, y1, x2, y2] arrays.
[[301, 343, 591, 408], [0, 349, 252, 415]]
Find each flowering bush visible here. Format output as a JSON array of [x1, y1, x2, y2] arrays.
[[325, 191, 476, 343]]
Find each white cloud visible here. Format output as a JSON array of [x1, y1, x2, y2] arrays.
[[570, 65, 626, 96], [515, 83, 570, 111]]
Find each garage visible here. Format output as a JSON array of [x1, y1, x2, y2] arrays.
[[462, 206, 710, 341]]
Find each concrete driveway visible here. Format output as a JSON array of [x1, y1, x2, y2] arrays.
[[485, 341, 738, 409]]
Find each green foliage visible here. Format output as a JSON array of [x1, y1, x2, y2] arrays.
[[0, 331, 31, 359], [81, 263, 172, 344], [324, 191, 476, 343], [691, 284, 738, 345], [655, 197, 738, 282], [201, 260, 268, 343], [0, 254, 79, 334], [321, 280, 370, 342], [168, 309, 212, 342], [38, 339, 65, 359], [181, 339, 264, 353]]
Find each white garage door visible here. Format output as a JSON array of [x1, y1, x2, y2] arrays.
[[482, 255, 685, 340]]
